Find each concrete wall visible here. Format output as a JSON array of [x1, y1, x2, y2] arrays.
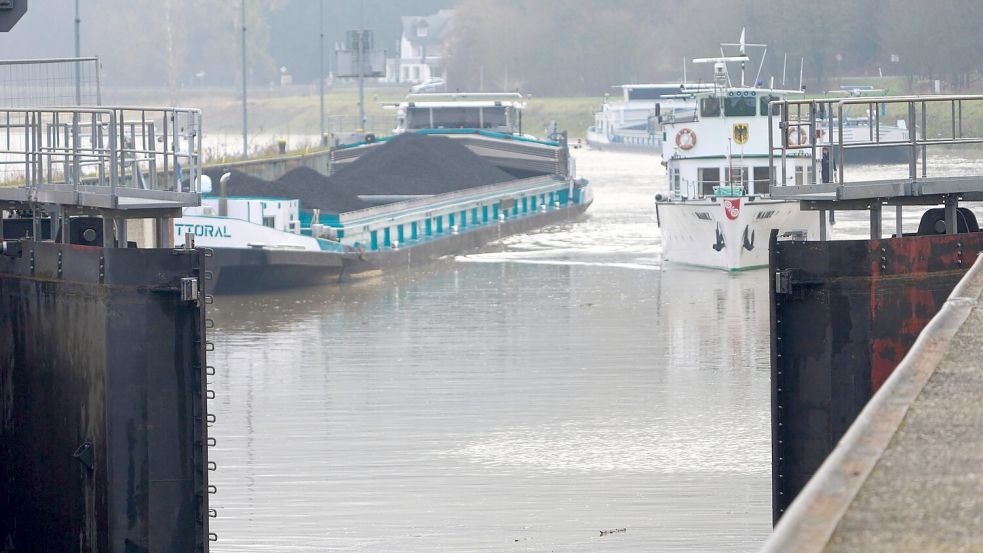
[[204, 148, 333, 183]]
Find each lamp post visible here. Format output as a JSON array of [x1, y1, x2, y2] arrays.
[[241, 0, 248, 159], [357, 0, 365, 130], [74, 0, 81, 105], [319, 0, 326, 145]]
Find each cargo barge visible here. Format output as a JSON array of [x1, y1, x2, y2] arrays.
[[181, 93, 592, 293]]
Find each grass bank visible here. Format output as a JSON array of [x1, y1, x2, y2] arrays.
[[171, 87, 603, 142]]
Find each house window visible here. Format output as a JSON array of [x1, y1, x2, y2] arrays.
[[262, 216, 275, 228], [416, 22, 429, 38], [413, 66, 420, 81]]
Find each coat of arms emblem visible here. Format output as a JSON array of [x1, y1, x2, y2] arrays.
[[733, 123, 749, 145]]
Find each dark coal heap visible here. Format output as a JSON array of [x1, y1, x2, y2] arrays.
[[214, 133, 519, 214], [222, 166, 371, 214], [329, 133, 516, 196]]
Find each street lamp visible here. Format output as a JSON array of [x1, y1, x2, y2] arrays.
[[319, 0, 326, 145], [241, 0, 248, 159], [74, 0, 81, 105]]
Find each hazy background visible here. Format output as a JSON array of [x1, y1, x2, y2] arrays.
[[2, 0, 981, 96]]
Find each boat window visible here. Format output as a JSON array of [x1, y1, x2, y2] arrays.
[[407, 106, 504, 130], [753, 166, 771, 194], [627, 87, 679, 100], [724, 96, 757, 117], [406, 107, 432, 129], [759, 95, 781, 116], [698, 167, 720, 196], [700, 97, 721, 118], [670, 167, 681, 195], [726, 166, 748, 187], [479, 106, 508, 129], [430, 107, 482, 129], [795, 166, 815, 185]]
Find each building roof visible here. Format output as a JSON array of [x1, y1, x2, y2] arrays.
[[401, 9, 455, 47]]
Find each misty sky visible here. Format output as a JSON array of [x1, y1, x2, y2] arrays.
[[0, 0, 77, 58], [0, 0, 451, 81]]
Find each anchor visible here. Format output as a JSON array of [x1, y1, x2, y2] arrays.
[[742, 225, 755, 251], [713, 223, 726, 251]]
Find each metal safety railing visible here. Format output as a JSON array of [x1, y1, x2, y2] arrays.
[[768, 94, 983, 190], [0, 106, 202, 209]]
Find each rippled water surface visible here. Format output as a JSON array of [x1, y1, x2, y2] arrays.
[[208, 150, 778, 552]]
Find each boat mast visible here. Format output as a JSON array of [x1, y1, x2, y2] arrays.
[[721, 28, 766, 88]]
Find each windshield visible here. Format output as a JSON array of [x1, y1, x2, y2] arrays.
[[724, 96, 757, 117], [406, 106, 511, 130]]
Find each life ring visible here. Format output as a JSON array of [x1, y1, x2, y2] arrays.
[[787, 126, 808, 146], [675, 128, 697, 150]]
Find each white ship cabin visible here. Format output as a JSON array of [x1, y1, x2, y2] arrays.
[[660, 83, 813, 201], [593, 83, 714, 136], [393, 92, 526, 135]]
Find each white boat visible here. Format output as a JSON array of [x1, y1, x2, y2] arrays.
[[808, 86, 916, 164], [655, 31, 820, 271], [586, 83, 714, 154]]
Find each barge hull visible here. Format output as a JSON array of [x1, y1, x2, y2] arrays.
[[208, 201, 591, 293], [210, 246, 350, 294], [769, 230, 983, 522], [352, 201, 592, 273]]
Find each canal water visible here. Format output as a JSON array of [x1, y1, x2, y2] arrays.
[[210, 149, 926, 552]]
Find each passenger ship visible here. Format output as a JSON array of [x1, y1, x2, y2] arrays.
[[655, 34, 820, 271], [586, 83, 713, 154]]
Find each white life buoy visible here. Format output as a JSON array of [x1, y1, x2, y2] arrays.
[[676, 128, 697, 150]]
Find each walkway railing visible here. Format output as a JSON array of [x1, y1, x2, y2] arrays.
[[0, 106, 202, 210], [769, 94, 983, 190]]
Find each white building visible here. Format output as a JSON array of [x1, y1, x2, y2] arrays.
[[396, 10, 455, 84]]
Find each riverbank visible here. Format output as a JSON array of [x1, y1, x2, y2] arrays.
[[107, 86, 602, 145]]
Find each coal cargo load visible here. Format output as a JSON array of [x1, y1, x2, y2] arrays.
[[220, 134, 523, 215], [223, 167, 372, 214], [329, 133, 516, 196]]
